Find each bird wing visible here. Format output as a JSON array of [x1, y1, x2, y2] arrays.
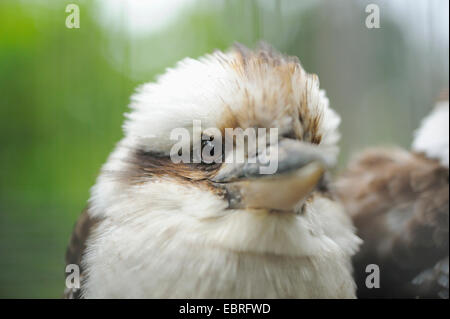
[[411, 256, 449, 299], [64, 207, 100, 299], [335, 147, 449, 298]]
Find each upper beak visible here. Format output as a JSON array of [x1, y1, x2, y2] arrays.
[[210, 139, 336, 211]]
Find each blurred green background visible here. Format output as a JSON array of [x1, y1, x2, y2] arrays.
[[0, 0, 448, 298]]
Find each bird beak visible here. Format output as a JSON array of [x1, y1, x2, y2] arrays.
[[210, 139, 335, 211]]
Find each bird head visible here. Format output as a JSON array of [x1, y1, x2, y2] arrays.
[[412, 94, 449, 168], [90, 44, 351, 256]]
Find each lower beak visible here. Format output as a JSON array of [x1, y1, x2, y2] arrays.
[[210, 139, 333, 211]]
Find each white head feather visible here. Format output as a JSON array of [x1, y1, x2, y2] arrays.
[[124, 48, 341, 155], [412, 100, 449, 168]]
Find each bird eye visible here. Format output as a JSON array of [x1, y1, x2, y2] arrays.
[[201, 139, 214, 150], [201, 135, 222, 164]]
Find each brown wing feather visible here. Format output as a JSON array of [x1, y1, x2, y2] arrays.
[[64, 207, 101, 299], [336, 147, 449, 298]]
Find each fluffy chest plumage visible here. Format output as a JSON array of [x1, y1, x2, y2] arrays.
[[80, 187, 359, 298]]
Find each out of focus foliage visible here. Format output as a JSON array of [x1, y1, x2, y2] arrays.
[[0, 0, 448, 297]]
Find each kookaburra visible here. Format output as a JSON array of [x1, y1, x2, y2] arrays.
[[336, 94, 449, 298], [65, 44, 361, 299]]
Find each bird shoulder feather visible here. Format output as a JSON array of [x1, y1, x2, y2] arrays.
[[64, 207, 101, 299]]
